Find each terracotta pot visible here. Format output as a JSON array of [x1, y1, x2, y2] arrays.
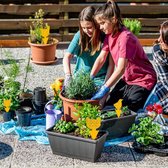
[[28, 38, 58, 65], [59, 92, 100, 122]]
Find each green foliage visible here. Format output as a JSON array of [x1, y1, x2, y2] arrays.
[[53, 120, 75, 133], [0, 50, 21, 111], [22, 51, 33, 93], [123, 18, 141, 36], [74, 103, 100, 138], [65, 72, 98, 100], [101, 106, 130, 119], [29, 9, 48, 44], [129, 117, 164, 146]]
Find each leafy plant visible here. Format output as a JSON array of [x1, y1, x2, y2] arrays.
[[101, 106, 131, 119], [53, 120, 75, 133], [129, 117, 164, 146], [74, 103, 100, 138], [0, 50, 21, 111], [123, 18, 141, 36], [22, 50, 33, 93], [50, 78, 64, 109], [65, 72, 98, 100], [29, 9, 55, 44]]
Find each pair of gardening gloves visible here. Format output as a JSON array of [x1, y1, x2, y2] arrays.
[[63, 74, 110, 100]]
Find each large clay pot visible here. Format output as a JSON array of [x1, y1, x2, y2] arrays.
[[28, 38, 58, 65], [59, 92, 100, 122]]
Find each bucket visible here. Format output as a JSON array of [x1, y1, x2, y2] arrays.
[[45, 100, 62, 130], [16, 106, 32, 127]]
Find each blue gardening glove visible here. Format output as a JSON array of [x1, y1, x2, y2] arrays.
[[63, 74, 72, 89], [91, 85, 110, 100], [90, 74, 95, 80]]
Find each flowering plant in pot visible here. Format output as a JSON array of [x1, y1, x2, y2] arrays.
[[44, 78, 64, 129], [46, 102, 108, 162], [59, 72, 99, 122], [129, 103, 168, 155], [28, 9, 59, 65], [0, 50, 21, 121]]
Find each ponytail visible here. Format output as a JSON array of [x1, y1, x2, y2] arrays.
[[94, 0, 123, 36]]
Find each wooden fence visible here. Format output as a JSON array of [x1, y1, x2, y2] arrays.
[[0, 0, 167, 47]]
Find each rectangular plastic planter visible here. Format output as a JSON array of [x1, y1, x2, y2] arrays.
[[46, 128, 108, 162], [100, 111, 137, 140]]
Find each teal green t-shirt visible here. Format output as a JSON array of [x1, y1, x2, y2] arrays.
[[67, 31, 109, 86]]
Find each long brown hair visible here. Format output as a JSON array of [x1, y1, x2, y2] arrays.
[[160, 20, 168, 45], [79, 6, 101, 55], [94, 0, 123, 37]]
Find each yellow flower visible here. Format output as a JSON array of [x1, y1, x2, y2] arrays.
[[50, 78, 64, 95]]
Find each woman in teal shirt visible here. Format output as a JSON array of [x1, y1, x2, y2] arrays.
[[63, 6, 112, 87]]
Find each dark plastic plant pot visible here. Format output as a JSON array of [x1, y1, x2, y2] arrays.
[[33, 87, 47, 102], [100, 111, 137, 140], [3, 110, 15, 122], [32, 100, 46, 114], [16, 106, 32, 127], [46, 127, 108, 162]]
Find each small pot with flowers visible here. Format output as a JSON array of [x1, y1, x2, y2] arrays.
[[28, 9, 59, 65], [45, 78, 64, 129], [129, 103, 168, 156], [46, 102, 108, 162], [0, 51, 21, 122], [0, 77, 21, 122]]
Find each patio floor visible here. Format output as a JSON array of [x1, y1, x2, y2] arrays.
[[1, 47, 168, 168]]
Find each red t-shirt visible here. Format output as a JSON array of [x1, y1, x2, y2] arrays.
[[102, 27, 156, 90]]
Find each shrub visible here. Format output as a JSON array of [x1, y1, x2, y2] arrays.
[[124, 18, 141, 36], [65, 72, 98, 100]]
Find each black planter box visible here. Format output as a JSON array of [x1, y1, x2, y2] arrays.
[[46, 127, 108, 162], [132, 141, 168, 157], [100, 111, 137, 140]]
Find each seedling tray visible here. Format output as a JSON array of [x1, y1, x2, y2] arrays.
[[132, 141, 168, 157]]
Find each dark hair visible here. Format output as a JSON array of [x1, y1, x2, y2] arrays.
[[79, 6, 101, 55], [160, 20, 168, 45], [94, 0, 123, 36]]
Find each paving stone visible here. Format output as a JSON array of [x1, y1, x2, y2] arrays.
[[0, 135, 16, 168], [129, 141, 168, 168], [74, 142, 136, 168], [11, 141, 74, 168]]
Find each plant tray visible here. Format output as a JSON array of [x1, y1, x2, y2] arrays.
[[46, 127, 108, 162], [100, 110, 137, 140], [132, 141, 168, 157]]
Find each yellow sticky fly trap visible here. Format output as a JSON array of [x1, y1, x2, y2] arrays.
[[114, 99, 123, 118], [41, 25, 50, 37], [42, 37, 49, 44], [86, 117, 101, 140], [41, 25, 50, 44], [3, 99, 11, 112]]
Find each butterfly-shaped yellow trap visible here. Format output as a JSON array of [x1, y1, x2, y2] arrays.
[[114, 99, 123, 118], [86, 117, 101, 140]]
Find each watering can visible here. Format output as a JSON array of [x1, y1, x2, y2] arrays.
[[45, 100, 62, 130]]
